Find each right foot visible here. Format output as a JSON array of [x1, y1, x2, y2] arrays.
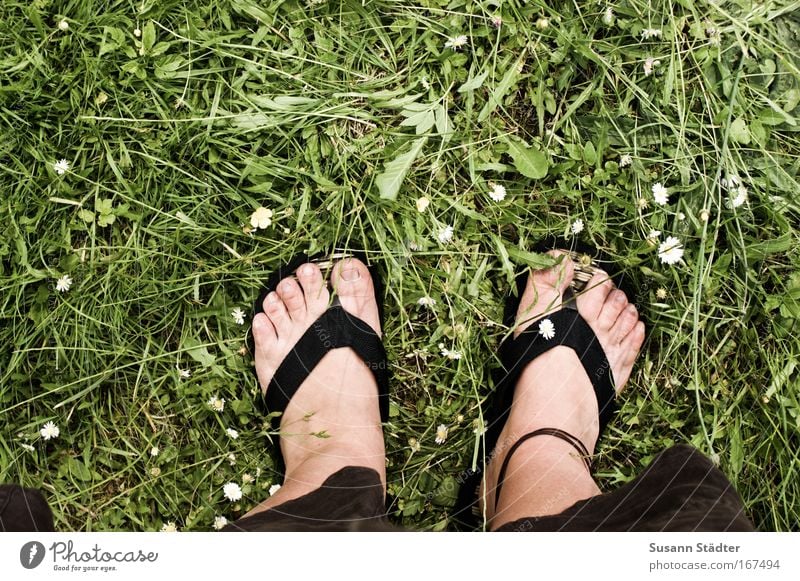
[[247, 259, 386, 511], [482, 252, 646, 527]]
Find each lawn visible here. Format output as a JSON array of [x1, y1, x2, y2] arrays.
[[1, 0, 799, 532]]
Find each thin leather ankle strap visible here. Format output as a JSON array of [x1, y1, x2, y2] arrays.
[[494, 428, 592, 510]]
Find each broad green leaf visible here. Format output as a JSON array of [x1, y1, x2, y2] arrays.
[[505, 138, 549, 179], [400, 108, 435, 134], [434, 104, 453, 143], [142, 21, 156, 53], [184, 337, 217, 368], [729, 117, 750, 144], [458, 70, 489, 93], [375, 137, 428, 200]]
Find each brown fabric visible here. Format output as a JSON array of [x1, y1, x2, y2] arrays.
[[0, 484, 55, 532], [496, 444, 755, 531], [223, 466, 396, 531], [226, 445, 754, 532]]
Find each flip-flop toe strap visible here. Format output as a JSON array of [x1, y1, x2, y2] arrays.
[[265, 305, 390, 424]]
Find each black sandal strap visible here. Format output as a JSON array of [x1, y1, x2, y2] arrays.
[[265, 304, 390, 423], [493, 427, 592, 510]]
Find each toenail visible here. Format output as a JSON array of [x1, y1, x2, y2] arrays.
[[266, 293, 279, 303], [281, 280, 294, 293], [301, 264, 315, 277], [340, 267, 361, 282], [614, 292, 626, 303]]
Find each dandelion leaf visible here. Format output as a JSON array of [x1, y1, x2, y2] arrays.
[[375, 137, 427, 200], [505, 138, 549, 179]]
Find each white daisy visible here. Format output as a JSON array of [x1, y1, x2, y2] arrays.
[[652, 183, 669, 205], [641, 28, 663, 40], [227, 452, 236, 466], [721, 174, 741, 190], [444, 35, 468, 50], [729, 185, 748, 208], [638, 197, 650, 209], [437, 225, 454, 244], [656, 287, 668, 299], [417, 296, 437, 308], [268, 484, 282, 496], [213, 516, 228, 530], [208, 395, 225, 412], [647, 229, 662, 240], [53, 159, 70, 175], [643, 57, 661, 76], [602, 7, 615, 26], [488, 183, 507, 202], [657, 236, 684, 265], [150, 446, 160, 457], [249, 206, 273, 230], [231, 307, 245, 325], [40, 421, 60, 441], [58, 20, 69, 31], [225, 428, 239, 439], [20, 443, 35, 452], [176, 365, 190, 378], [56, 275, 73, 293], [223, 482, 243, 502], [435, 424, 449, 444], [416, 196, 430, 212], [242, 473, 255, 484], [537, 318, 556, 340], [160, 521, 178, 532], [619, 154, 632, 167], [439, 345, 463, 360], [571, 218, 584, 235]]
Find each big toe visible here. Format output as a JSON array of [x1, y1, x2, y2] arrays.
[[330, 258, 381, 337], [515, 251, 574, 335]]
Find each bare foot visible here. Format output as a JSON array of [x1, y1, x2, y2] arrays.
[[246, 258, 385, 513], [482, 252, 646, 527]]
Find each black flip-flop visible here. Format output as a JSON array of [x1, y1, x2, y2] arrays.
[[453, 236, 632, 528], [248, 248, 390, 465]]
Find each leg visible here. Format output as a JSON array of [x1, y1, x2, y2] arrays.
[[243, 258, 386, 517], [483, 253, 645, 529]]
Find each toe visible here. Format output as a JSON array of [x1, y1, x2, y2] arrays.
[[276, 277, 306, 320], [576, 269, 614, 321], [622, 321, 646, 365], [331, 258, 381, 336], [264, 291, 291, 336], [597, 289, 629, 330], [613, 304, 639, 343], [516, 252, 574, 333], [296, 263, 329, 316], [252, 312, 276, 346]]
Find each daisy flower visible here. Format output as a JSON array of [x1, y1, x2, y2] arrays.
[[721, 174, 741, 190], [160, 522, 178, 532], [656, 287, 668, 300], [417, 296, 437, 308], [571, 218, 584, 235], [223, 482, 243, 502], [444, 35, 468, 50], [643, 57, 661, 76], [249, 206, 273, 230], [242, 473, 255, 484], [538, 318, 556, 340], [213, 516, 228, 530], [53, 159, 70, 175], [56, 275, 73, 293], [20, 443, 35, 452], [225, 428, 239, 440], [652, 183, 669, 205], [416, 196, 430, 212], [437, 225, 454, 244], [208, 395, 225, 412], [657, 236, 684, 265], [150, 446, 160, 457], [488, 183, 507, 202], [268, 484, 282, 496], [176, 365, 190, 378], [641, 28, 663, 40], [647, 229, 662, 240], [439, 344, 463, 360], [40, 421, 60, 441], [619, 154, 632, 167], [729, 185, 748, 208], [435, 424, 449, 444], [227, 453, 236, 466], [231, 307, 245, 325]]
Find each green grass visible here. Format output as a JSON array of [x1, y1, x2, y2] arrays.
[[1, 0, 799, 531]]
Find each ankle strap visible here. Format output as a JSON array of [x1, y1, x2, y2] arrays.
[[494, 428, 592, 510]]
